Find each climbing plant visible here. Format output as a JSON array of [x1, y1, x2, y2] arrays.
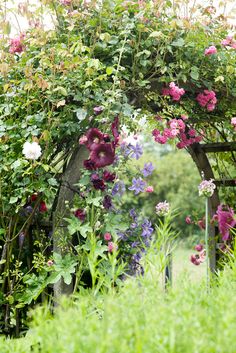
[[0, 0, 235, 335]]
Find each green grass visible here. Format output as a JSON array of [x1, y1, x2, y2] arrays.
[[1, 248, 236, 353]]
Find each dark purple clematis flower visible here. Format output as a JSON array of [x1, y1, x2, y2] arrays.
[[83, 159, 96, 170], [141, 219, 153, 238], [142, 162, 155, 177], [90, 143, 115, 169], [103, 170, 116, 182], [112, 181, 126, 197], [91, 173, 106, 191], [74, 208, 86, 221], [103, 195, 113, 210], [93, 106, 104, 115], [129, 178, 146, 195], [86, 128, 104, 151]]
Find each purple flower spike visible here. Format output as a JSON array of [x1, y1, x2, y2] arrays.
[[129, 177, 146, 195], [142, 162, 155, 177]]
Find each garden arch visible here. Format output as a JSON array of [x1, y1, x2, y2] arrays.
[[1, 0, 236, 332]]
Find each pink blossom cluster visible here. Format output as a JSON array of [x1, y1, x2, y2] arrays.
[[155, 201, 170, 216], [190, 248, 205, 266], [231, 117, 236, 131], [152, 118, 185, 144], [9, 34, 25, 54], [60, 0, 71, 5], [196, 90, 217, 111], [162, 82, 185, 101], [204, 45, 217, 55], [152, 116, 202, 149], [212, 204, 236, 241], [198, 179, 216, 197], [221, 35, 236, 49]]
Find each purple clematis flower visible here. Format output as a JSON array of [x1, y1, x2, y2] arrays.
[[129, 178, 146, 195], [112, 181, 126, 197], [142, 162, 155, 177], [127, 143, 143, 160], [141, 219, 154, 238]]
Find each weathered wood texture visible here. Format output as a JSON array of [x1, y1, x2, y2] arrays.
[[53, 145, 88, 299]]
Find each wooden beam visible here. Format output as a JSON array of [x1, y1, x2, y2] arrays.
[[201, 142, 236, 153], [214, 179, 236, 187]]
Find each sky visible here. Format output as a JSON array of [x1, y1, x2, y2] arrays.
[[3, 0, 236, 36]]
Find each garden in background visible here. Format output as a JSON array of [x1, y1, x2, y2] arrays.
[[0, 0, 236, 351]]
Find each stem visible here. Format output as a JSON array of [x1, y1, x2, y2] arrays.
[[205, 198, 209, 291]]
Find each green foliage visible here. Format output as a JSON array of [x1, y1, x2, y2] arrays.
[[2, 251, 236, 353]]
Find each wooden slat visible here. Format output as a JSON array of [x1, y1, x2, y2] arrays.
[[201, 142, 236, 153], [214, 179, 236, 187]]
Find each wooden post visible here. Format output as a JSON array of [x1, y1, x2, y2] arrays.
[[53, 145, 88, 300], [188, 143, 220, 273]]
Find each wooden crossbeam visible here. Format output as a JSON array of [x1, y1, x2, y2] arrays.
[[201, 142, 236, 153], [214, 179, 236, 187]]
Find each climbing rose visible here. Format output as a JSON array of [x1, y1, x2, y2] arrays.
[[231, 117, 236, 131], [196, 90, 217, 111], [204, 45, 217, 55], [23, 141, 42, 160], [155, 201, 170, 216], [162, 82, 185, 101], [90, 143, 115, 168], [9, 34, 24, 54], [198, 179, 216, 197]]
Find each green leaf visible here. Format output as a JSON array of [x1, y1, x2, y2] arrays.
[[76, 108, 87, 121], [9, 196, 18, 204], [53, 86, 68, 96], [172, 38, 185, 47], [106, 66, 114, 75], [190, 67, 199, 80]]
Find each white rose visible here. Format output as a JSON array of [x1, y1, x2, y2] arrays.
[[22, 141, 42, 160]]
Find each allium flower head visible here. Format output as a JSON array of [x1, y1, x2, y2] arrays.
[[23, 141, 42, 160], [155, 201, 170, 216], [129, 177, 146, 195], [198, 179, 216, 197]]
